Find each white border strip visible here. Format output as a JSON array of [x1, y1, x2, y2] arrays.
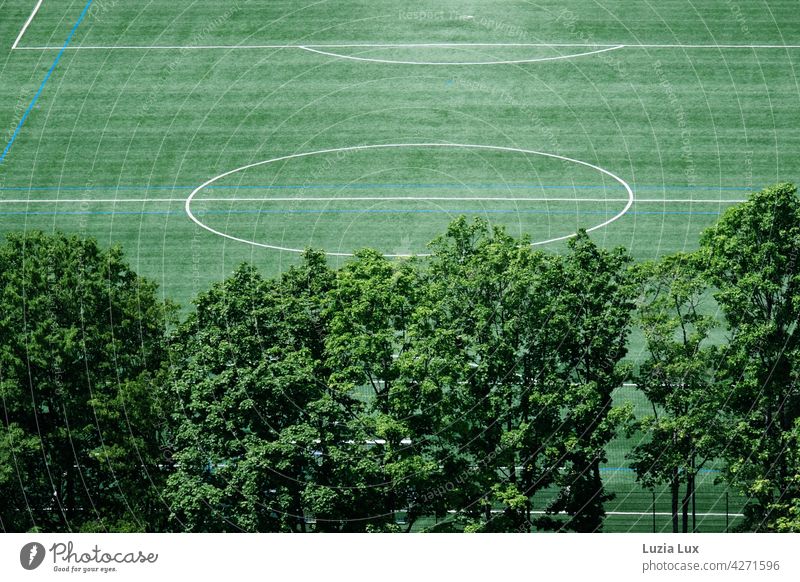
[[0, 198, 747, 204], [10, 42, 800, 51], [455, 509, 744, 517], [12, 0, 44, 50]]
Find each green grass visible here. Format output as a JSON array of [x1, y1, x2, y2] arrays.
[[2, 0, 797, 531], [3, 0, 798, 302]]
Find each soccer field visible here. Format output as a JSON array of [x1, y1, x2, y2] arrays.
[[1, 0, 798, 531]]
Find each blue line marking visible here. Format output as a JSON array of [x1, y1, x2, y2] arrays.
[[0, 183, 755, 192], [0, 0, 95, 165]]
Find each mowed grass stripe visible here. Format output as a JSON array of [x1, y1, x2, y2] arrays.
[[0, 200, 724, 260], [15, 0, 800, 48], [1, 48, 794, 211]]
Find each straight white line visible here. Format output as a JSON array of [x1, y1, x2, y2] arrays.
[[12, 0, 44, 50], [12, 45, 305, 50], [11, 42, 800, 51], [0, 198, 184, 203], [605, 511, 744, 517], [20, 42, 607, 50], [635, 199, 746, 203], [447, 509, 745, 517], [633, 44, 800, 49], [0, 197, 747, 204]]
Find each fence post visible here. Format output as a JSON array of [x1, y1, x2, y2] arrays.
[[725, 492, 729, 532], [652, 490, 656, 533]]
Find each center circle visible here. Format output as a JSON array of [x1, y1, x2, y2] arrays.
[[184, 143, 634, 257]]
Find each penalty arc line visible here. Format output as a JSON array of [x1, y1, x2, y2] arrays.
[[12, 0, 44, 51], [298, 44, 624, 66], [1, 0, 95, 165]]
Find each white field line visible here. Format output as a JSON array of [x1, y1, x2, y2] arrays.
[[0, 197, 748, 204], [298, 44, 624, 66], [10, 42, 800, 51], [447, 509, 745, 517], [183, 143, 635, 257], [12, 0, 44, 50]]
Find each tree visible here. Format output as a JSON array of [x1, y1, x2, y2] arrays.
[[390, 218, 559, 531], [698, 182, 800, 531], [323, 249, 441, 530], [540, 231, 636, 532], [163, 252, 400, 532], [163, 258, 326, 532], [629, 254, 722, 532], [771, 415, 800, 532], [0, 231, 173, 532], [324, 249, 418, 411]]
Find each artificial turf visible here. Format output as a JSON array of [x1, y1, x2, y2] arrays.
[[2, 0, 797, 531]]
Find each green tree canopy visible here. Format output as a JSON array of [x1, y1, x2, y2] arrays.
[[540, 230, 636, 532], [396, 218, 565, 532], [698, 182, 800, 531], [396, 219, 635, 532], [629, 253, 722, 532], [163, 252, 402, 532], [0, 231, 173, 532]]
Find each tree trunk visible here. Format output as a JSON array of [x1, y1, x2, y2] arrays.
[[585, 459, 605, 532], [689, 459, 696, 533], [681, 478, 690, 533], [60, 466, 73, 531], [671, 468, 680, 533], [525, 498, 532, 533]]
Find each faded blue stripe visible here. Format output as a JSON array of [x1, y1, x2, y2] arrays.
[[0, 183, 754, 192], [0, 0, 95, 164], [0, 208, 724, 217]]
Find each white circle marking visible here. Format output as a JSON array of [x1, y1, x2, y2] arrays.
[[185, 143, 635, 257]]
